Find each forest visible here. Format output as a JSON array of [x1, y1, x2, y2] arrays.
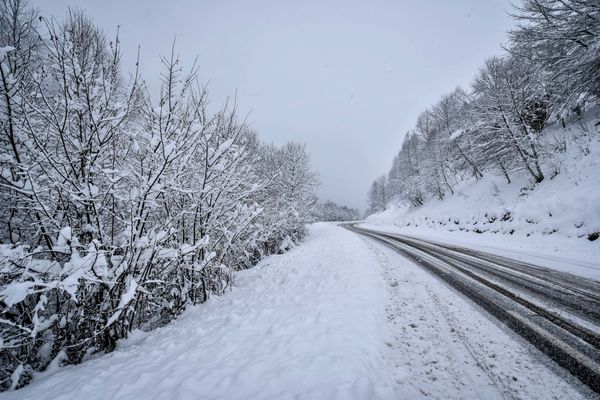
[[367, 0, 599, 215], [0, 0, 328, 390]]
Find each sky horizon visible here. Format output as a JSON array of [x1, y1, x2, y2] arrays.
[[38, 0, 516, 212]]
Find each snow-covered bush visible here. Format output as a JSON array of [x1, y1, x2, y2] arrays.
[[314, 200, 360, 222], [0, 1, 319, 390]]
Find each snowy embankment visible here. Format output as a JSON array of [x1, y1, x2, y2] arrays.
[[366, 136, 600, 279], [2, 224, 397, 400]]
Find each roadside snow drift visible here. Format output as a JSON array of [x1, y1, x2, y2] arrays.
[[3, 223, 397, 400], [365, 136, 600, 279]]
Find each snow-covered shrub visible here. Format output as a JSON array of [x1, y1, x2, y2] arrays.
[[0, 2, 319, 391]]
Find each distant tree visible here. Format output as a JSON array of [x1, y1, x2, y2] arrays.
[[316, 200, 360, 222], [387, 132, 424, 207], [252, 141, 320, 253], [367, 175, 388, 214], [416, 109, 454, 199], [433, 88, 483, 181], [471, 56, 546, 183]]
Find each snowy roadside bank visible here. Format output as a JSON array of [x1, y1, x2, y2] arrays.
[[1, 224, 397, 400], [359, 223, 600, 280], [364, 134, 600, 280]]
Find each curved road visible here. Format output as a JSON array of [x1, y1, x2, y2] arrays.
[[344, 223, 600, 394]]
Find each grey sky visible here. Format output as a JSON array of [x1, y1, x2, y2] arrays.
[[38, 0, 515, 211]]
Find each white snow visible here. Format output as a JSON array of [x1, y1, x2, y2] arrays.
[[106, 278, 139, 327], [361, 236, 594, 400], [2, 223, 397, 400], [54, 227, 72, 250], [1, 281, 37, 307], [9, 365, 23, 392], [0, 46, 15, 62], [2, 223, 594, 399], [365, 136, 600, 279]]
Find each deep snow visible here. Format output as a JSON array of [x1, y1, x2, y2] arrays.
[[2, 224, 595, 399]]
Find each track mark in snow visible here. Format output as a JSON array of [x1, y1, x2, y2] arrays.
[[425, 288, 513, 399], [361, 236, 598, 400], [364, 237, 503, 399]]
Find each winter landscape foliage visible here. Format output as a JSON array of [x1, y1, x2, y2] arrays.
[[1, 0, 600, 396], [367, 0, 600, 241], [0, 0, 324, 390], [314, 200, 360, 222]]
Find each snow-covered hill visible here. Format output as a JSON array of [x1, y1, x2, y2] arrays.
[[366, 118, 600, 278]]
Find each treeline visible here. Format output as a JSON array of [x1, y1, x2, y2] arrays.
[[368, 0, 599, 214], [0, 0, 318, 390], [315, 200, 360, 222]]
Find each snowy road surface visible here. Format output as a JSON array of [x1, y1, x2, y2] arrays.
[[3, 223, 597, 399], [359, 223, 600, 280], [346, 224, 600, 396]]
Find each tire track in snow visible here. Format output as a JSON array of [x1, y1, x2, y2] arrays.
[[359, 234, 598, 400], [425, 288, 514, 400], [362, 236, 505, 399]]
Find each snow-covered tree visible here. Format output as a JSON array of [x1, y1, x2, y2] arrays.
[[367, 175, 388, 215], [509, 0, 600, 115], [0, 6, 320, 390], [315, 200, 360, 222], [471, 56, 546, 183], [372, 0, 598, 211], [415, 109, 455, 199], [0, 0, 43, 245]]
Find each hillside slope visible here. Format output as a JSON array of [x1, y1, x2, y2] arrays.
[[366, 117, 600, 278]]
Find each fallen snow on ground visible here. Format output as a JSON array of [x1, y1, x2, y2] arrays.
[[2, 223, 397, 400], [3, 223, 596, 400], [362, 235, 596, 400]]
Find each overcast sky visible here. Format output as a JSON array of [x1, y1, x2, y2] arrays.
[[38, 0, 515, 211]]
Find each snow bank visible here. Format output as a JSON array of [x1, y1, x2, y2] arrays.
[[3, 223, 397, 400], [366, 135, 600, 278]]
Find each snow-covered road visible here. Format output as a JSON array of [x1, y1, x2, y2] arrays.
[[3, 224, 396, 400], [359, 223, 600, 281], [361, 231, 596, 399], [3, 224, 596, 399]]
